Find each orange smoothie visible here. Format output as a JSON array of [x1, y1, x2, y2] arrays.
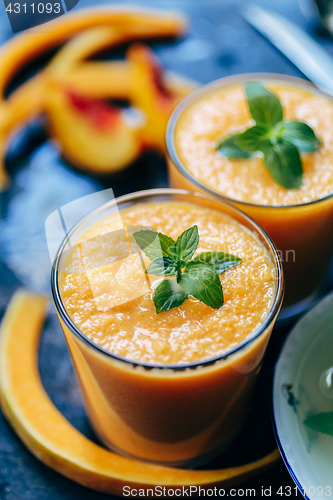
[[167, 75, 333, 316], [52, 190, 283, 465]]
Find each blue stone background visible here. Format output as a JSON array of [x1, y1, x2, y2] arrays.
[[0, 0, 332, 498]]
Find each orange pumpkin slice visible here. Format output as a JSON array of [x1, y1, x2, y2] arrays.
[[0, 289, 280, 496]]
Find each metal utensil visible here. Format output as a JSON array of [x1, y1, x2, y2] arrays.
[[243, 4, 333, 95]]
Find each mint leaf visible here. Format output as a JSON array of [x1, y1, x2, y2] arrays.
[[304, 411, 333, 436], [216, 81, 321, 191], [133, 230, 175, 260], [245, 82, 283, 127], [174, 225, 199, 268], [178, 261, 223, 309], [153, 279, 188, 314], [263, 139, 303, 189], [217, 134, 255, 159], [146, 257, 177, 277], [237, 124, 271, 152], [194, 251, 241, 274], [136, 226, 238, 313], [279, 121, 321, 153]]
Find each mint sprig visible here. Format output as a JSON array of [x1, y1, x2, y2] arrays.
[[217, 82, 321, 189], [133, 227, 241, 314]]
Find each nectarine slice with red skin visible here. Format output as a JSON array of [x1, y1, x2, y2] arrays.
[[0, 8, 188, 98], [53, 61, 198, 101], [0, 74, 46, 190], [127, 44, 183, 151], [66, 92, 122, 132], [45, 83, 142, 173]]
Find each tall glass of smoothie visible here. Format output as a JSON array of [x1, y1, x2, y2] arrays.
[[167, 74, 333, 320], [51, 188, 283, 466]]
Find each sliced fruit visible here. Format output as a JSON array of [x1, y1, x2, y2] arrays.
[[0, 8, 187, 189], [127, 44, 185, 151], [54, 61, 131, 100], [0, 8, 188, 97], [0, 138, 8, 189], [45, 84, 142, 173], [0, 50, 197, 189], [1, 74, 45, 133], [57, 62, 198, 101], [0, 75, 45, 190], [46, 26, 122, 76], [0, 289, 280, 496]]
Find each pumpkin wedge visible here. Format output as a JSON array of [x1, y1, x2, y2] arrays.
[[0, 289, 280, 496]]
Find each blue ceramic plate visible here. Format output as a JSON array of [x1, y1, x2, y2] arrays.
[[273, 292, 333, 499]]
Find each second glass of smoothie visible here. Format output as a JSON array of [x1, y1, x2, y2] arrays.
[[51, 188, 283, 466], [167, 74, 333, 320]]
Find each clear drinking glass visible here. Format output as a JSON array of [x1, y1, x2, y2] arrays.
[[51, 188, 283, 467], [166, 74, 333, 321]]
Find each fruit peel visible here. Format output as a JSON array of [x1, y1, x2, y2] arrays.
[[0, 289, 280, 496]]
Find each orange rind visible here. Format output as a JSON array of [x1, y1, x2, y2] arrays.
[[0, 289, 280, 496]]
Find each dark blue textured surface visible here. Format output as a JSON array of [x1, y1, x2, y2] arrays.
[[1, 0, 333, 498]]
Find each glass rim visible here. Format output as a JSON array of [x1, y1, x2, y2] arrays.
[[166, 72, 333, 210], [51, 187, 284, 372]]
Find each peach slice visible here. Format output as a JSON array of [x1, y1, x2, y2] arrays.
[[0, 75, 45, 189], [53, 61, 198, 102], [53, 61, 131, 100], [0, 8, 188, 98], [45, 84, 142, 173], [0, 55, 197, 189], [0, 289, 280, 496], [127, 44, 185, 151], [0, 8, 188, 189]]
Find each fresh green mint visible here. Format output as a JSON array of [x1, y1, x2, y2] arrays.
[[217, 82, 321, 189], [304, 411, 333, 437], [133, 226, 241, 314]]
